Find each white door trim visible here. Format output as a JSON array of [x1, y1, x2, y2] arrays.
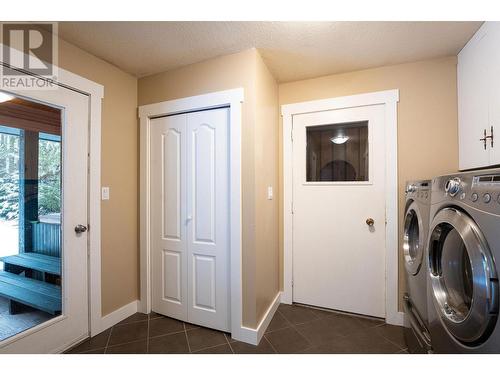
[[138, 88, 246, 340], [281, 89, 402, 326], [0, 43, 104, 344]]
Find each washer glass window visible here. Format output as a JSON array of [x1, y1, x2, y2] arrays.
[[404, 209, 420, 260], [429, 207, 498, 344], [404, 202, 424, 275], [431, 223, 473, 322]]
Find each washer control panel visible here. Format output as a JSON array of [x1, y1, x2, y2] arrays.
[[405, 180, 431, 203], [467, 173, 500, 213], [445, 177, 462, 197], [433, 171, 500, 214]]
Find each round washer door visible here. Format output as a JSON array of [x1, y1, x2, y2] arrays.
[[428, 207, 499, 345], [403, 201, 425, 275]]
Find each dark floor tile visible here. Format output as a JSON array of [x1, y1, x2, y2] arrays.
[[108, 321, 148, 346], [116, 312, 149, 325], [355, 315, 386, 329], [231, 338, 276, 354], [277, 304, 319, 325], [149, 311, 163, 320], [149, 316, 184, 338], [265, 326, 310, 353], [194, 343, 233, 354], [301, 328, 401, 354], [225, 333, 236, 343], [148, 332, 190, 354], [186, 327, 228, 352], [265, 311, 290, 332], [305, 307, 338, 318], [66, 347, 106, 354], [184, 322, 200, 331], [80, 348, 105, 354], [106, 340, 148, 354], [319, 313, 367, 337], [65, 329, 111, 353], [374, 324, 406, 349], [294, 318, 344, 346]]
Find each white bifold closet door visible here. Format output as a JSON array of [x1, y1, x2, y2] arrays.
[[150, 107, 230, 332]]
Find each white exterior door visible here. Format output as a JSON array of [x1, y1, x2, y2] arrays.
[[292, 105, 386, 318], [0, 85, 89, 353], [151, 108, 229, 332]]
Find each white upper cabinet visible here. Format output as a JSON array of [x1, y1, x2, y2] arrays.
[[458, 22, 500, 170]]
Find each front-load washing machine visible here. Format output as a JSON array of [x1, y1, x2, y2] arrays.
[[403, 180, 432, 353], [427, 170, 500, 353]]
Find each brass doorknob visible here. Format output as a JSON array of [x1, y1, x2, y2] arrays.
[[366, 218, 375, 226]]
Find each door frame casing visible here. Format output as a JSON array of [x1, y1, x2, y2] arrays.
[[281, 89, 402, 326], [138, 88, 245, 340], [0, 42, 104, 349]]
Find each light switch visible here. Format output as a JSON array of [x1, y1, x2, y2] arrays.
[[267, 186, 273, 200], [102, 187, 110, 200]]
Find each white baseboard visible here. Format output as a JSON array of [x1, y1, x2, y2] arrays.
[[54, 333, 88, 354], [96, 300, 139, 334], [386, 311, 405, 327], [231, 292, 281, 346]]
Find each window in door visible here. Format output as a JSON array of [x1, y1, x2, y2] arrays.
[[306, 121, 369, 182], [0, 93, 62, 342]]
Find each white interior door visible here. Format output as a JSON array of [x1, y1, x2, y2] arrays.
[[186, 109, 229, 330], [151, 114, 187, 321], [0, 85, 89, 353], [151, 108, 229, 332], [292, 104, 386, 318]]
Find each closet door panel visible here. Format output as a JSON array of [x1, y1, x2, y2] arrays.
[[186, 108, 230, 331], [150, 114, 188, 320]]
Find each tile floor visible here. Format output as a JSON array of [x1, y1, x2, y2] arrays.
[[65, 303, 408, 354]]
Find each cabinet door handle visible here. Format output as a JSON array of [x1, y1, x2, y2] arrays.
[[480, 129, 488, 150]]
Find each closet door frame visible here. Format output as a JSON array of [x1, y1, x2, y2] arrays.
[[138, 88, 248, 342]]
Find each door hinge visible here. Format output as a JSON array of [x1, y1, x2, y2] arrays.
[[291, 280, 294, 287], [291, 202, 294, 214]]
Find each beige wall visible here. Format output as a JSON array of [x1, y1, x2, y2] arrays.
[[278, 57, 459, 309], [254, 53, 280, 322], [57, 39, 139, 315], [138, 48, 280, 327]]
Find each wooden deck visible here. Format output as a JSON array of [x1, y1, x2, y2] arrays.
[[0, 271, 61, 315], [0, 253, 61, 276]]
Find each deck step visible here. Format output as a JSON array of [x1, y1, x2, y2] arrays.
[[0, 271, 61, 315], [0, 253, 61, 276]]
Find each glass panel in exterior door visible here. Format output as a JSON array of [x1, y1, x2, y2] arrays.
[[306, 121, 368, 182], [0, 94, 62, 342]]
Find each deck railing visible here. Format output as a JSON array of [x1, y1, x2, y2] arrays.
[[31, 221, 61, 258]]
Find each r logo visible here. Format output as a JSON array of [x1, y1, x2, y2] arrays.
[[1, 23, 55, 76]]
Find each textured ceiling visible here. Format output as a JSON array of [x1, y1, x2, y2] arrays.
[[57, 21, 482, 82]]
